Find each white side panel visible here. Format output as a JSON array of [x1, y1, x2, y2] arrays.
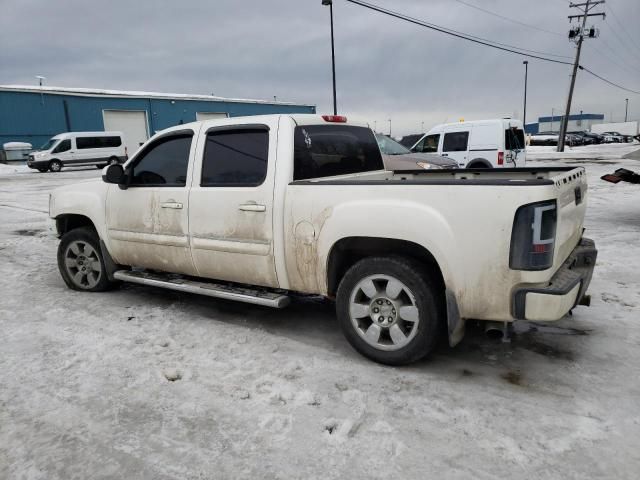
[[103, 110, 149, 157]]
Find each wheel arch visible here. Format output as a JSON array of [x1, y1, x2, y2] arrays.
[[55, 214, 97, 238], [467, 158, 492, 168], [326, 237, 446, 298]]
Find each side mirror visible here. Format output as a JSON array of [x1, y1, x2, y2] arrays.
[[102, 164, 125, 185]]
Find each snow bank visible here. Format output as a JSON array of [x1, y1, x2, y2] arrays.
[[0, 163, 30, 175]]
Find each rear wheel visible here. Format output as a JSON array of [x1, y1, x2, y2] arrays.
[[336, 256, 442, 365], [48, 160, 62, 172], [57, 227, 118, 292]]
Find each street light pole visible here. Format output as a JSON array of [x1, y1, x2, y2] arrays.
[[625, 98, 629, 122], [522, 61, 528, 127], [388, 119, 392, 136], [322, 0, 337, 115]]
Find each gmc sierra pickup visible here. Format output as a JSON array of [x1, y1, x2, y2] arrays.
[[49, 114, 597, 365]]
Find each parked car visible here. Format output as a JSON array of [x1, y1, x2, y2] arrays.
[[50, 114, 596, 365], [530, 132, 559, 146], [530, 131, 583, 147], [410, 119, 526, 168], [375, 133, 457, 170], [27, 131, 127, 172], [569, 131, 603, 145], [601, 131, 626, 143]]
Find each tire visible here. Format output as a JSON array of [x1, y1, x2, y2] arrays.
[[57, 227, 118, 292], [336, 256, 443, 365], [48, 160, 62, 172], [467, 162, 489, 169]]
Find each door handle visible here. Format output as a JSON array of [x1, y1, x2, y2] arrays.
[[160, 201, 183, 209], [239, 203, 266, 212]]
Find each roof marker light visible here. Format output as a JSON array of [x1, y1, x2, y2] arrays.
[[322, 115, 347, 123]]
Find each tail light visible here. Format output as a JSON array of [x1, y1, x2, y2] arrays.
[[497, 151, 504, 165], [510, 200, 557, 270], [322, 115, 347, 123]]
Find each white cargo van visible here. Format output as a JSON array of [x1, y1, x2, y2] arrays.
[[27, 131, 127, 172], [411, 119, 526, 168]]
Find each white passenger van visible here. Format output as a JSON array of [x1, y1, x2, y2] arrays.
[[411, 119, 526, 168], [27, 131, 127, 172]]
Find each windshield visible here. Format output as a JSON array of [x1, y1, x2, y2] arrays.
[[39, 138, 59, 151], [375, 133, 411, 155]]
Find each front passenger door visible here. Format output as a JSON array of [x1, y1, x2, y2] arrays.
[[105, 130, 198, 276]]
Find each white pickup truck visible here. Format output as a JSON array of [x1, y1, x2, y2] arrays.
[[50, 114, 597, 365]]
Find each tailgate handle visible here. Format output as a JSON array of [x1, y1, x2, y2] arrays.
[[161, 201, 183, 209], [239, 203, 266, 212]]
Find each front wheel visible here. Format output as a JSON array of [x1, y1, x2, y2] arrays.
[[336, 256, 443, 365], [57, 227, 118, 292], [48, 160, 62, 172]]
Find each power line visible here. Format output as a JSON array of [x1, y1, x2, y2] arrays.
[[343, 0, 640, 96], [343, 0, 573, 64], [601, 18, 640, 65], [580, 66, 640, 94], [606, 3, 640, 51], [453, 0, 565, 37], [588, 43, 640, 77]]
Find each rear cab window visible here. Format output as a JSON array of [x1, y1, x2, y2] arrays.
[[293, 125, 383, 180]]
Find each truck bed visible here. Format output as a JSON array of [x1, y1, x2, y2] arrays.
[[291, 166, 583, 186]]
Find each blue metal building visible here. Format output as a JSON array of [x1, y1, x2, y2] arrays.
[[525, 112, 605, 135], [0, 85, 316, 150]]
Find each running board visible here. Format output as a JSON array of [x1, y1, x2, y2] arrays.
[[113, 270, 291, 308]]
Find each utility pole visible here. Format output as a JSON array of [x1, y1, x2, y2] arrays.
[[625, 98, 629, 122], [322, 0, 338, 115], [558, 0, 605, 152], [522, 61, 528, 128], [388, 119, 392, 136]]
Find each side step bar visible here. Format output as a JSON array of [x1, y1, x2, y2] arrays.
[[113, 270, 291, 308]]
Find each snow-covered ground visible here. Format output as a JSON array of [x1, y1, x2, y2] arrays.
[[1, 144, 639, 479]]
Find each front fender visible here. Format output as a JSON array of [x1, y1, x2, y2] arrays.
[[50, 180, 109, 241]]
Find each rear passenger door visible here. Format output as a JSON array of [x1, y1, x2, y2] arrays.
[[442, 129, 470, 167], [188, 118, 278, 288]]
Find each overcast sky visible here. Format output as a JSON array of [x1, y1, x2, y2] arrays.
[[2, 0, 639, 136]]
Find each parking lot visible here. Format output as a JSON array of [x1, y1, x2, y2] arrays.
[[1, 144, 640, 479]]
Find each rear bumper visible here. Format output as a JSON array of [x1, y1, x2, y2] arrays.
[[512, 237, 597, 321]]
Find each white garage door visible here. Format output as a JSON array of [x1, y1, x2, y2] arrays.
[[196, 112, 229, 121], [103, 110, 149, 157]]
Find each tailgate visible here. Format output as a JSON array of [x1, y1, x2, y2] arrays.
[[550, 168, 588, 267]]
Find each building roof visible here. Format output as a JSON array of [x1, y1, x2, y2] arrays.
[[0, 84, 315, 107], [538, 113, 604, 122]]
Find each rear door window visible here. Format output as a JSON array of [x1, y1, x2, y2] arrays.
[[505, 128, 525, 150], [201, 128, 269, 187], [293, 125, 383, 180], [443, 131, 469, 152]]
